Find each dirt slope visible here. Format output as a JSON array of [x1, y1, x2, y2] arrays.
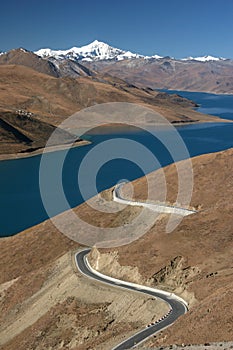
[[87, 58, 233, 94], [0, 48, 59, 77], [0, 63, 225, 157], [94, 148, 233, 345], [0, 64, 218, 126], [0, 110, 85, 155], [0, 217, 167, 350], [0, 147, 233, 348]]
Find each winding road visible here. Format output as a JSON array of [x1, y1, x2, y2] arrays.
[[113, 182, 196, 216], [75, 249, 188, 350]]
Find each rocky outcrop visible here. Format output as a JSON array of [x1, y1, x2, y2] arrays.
[[151, 256, 199, 306], [88, 248, 197, 306], [152, 256, 199, 287], [88, 247, 145, 285]]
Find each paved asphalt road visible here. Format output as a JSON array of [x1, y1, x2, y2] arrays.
[[75, 249, 187, 350]]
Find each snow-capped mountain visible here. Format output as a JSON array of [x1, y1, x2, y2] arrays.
[[35, 40, 228, 63], [34, 40, 163, 62], [0, 40, 232, 94], [35, 40, 146, 62], [182, 55, 226, 62]]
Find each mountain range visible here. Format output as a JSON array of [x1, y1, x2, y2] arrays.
[[0, 44, 223, 157], [33, 40, 228, 63], [1, 40, 233, 350], [0, 40, 232, 94]]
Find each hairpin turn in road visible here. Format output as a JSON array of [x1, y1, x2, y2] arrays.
[[75, 249, 188, 350]]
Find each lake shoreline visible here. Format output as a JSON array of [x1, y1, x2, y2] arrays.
[[160, 88, 233, 96], [0, 139, 91, 161], [0, 117, 231, 162]]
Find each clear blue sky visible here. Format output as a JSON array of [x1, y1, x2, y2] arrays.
[[1, 0, 233, 58]]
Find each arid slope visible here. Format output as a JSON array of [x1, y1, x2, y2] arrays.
[[1, 148, 233, 348], [94, 148, 233, 345], [87, 58, 233, 94], [0, 56, 227, 157]]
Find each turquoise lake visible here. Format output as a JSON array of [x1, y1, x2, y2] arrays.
[[1, 90, 233, 237]]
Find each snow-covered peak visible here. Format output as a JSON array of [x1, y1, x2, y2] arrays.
[[182, 55, 226, 62], [35, 40, 144, 62], [35, 48, 71, 59], [0, 48, 30, 56], [143, 54, 164, 60], [151, 54, 163, 59], [34, 41, 230, 63], [18, 48, 28, 53]]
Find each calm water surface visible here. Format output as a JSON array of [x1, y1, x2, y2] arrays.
[[1, 91, 233, 236]]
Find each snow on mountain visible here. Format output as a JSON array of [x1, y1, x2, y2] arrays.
[[143, 54, 164, 60], [35, 41, 229, 64], [182, 55, 226, 62], [34, 40, 161, 62], [151, 54, 164, 59], [35, 48, 69, 59], [0, 48, 28, 56]]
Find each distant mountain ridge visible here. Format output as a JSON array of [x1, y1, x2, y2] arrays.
[[33, 41, 233, 94], [181, 55, 227, 62], [0, 47, 95, 78], [33, 40, 228, 62], [0, 41, 232, 94], [35, 40, 144, 62]]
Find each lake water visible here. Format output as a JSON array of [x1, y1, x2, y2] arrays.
[[1, 91, 233, 237], [163, 89, 233, 121]]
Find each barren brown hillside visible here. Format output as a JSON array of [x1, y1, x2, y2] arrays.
[[0, 48, 59, 77], [0, 63, 224, 157], [95, 148, 233, 345], [0, 110, 87, 155], [0, 215, 167, 350], [0, 48, 95, 79], [0, 65, 220, 126], [87, 58, 233, 94], [0, 148, 233, 349]]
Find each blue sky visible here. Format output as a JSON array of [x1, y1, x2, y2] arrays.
[[1, 0, 233, 58]]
